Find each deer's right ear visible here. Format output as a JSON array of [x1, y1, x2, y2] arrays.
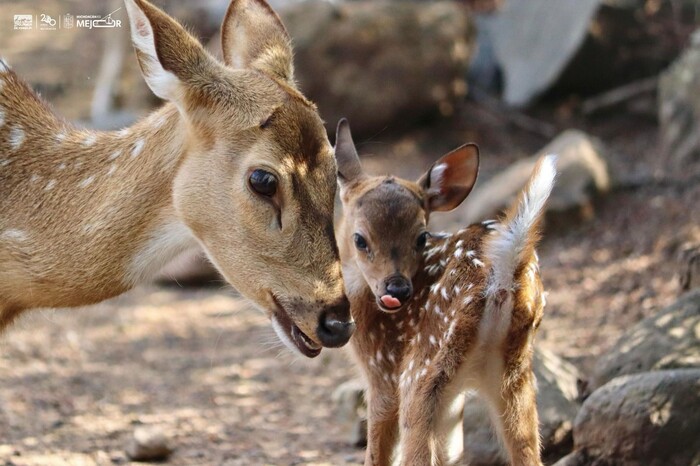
[[418, 144, 480, 212], [220, 0, 293, 83], [334, 119, 365, 184], [125, 0, 213, 103]]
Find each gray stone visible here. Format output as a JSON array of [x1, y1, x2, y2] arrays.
[[459, 130, 612, 225], [125, 426, 173, 462], [572, 369, 700, 466], [590, 289, 700, 391], [659, 30, 700, 169]]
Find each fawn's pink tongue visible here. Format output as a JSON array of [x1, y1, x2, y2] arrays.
[[380, 295, 401, 308]]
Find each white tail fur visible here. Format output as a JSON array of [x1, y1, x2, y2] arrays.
[[485, 155, 557, 295]]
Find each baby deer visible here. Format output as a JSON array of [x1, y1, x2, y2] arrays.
[[334, 119, 556, 466]]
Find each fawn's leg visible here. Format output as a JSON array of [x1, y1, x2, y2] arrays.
[[365, 387, 399, 466], [434, 391, 466, 466], [482, 367, 542, 466]]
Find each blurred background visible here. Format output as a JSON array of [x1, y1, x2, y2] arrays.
[[0, 0, 699, 465]]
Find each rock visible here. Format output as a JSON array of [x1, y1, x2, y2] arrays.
[[679, 243, 700, 291], [459, 130, 612, 225], [590, 289, 700, 391], [332, 379, 367, 447], [463, 347, 581, 465], [283, 1, 475, 138], [125, 426, 173, 462], [481, 0, 602, 106], [659, 30, 700, 169], [571, 369, 700, 466]]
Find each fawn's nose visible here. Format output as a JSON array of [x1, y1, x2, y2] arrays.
[[385, 275, 413, 304], [316, 296, 355, 348]]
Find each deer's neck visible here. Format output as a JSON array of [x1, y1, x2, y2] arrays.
[[0, 101, 198, 309]]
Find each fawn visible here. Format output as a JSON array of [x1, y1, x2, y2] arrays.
[[0, 0, 354, 356], [334, 119, 556, 465]]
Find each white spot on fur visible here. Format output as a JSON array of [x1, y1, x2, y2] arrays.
[[125, 219, 198, 285], [0, 108, 5, 128], [57, 163, 66, 170], [441, 287, 449, 300], [107, 164, 117, 176], [82, 133, 97, 146], [55, 131, 67, 143], [108, 149, 122, 161], [472, 258, 485, 268], [429, 335, 437, 346], [454, 247, 463, 259], [0, 58, 9, 73], [79, 176, 95, 188], [44, 179, 56, 191], [463, 296, 473, 306], [2, 229, 28, 241], [130, 139, 145, 158], [9, 126, 25, 150], [117, 127, 131, 138], [30, 174, 40, 183], [0, 159, 9, 167]]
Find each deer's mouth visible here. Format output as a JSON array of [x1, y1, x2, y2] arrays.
[[376, 297, 405, 313], [270, 296, 322, 358]]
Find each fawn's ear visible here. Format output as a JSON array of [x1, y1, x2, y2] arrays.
[[418, 144, 480, 212], [334, 119, 365, 184], [220, 0, 294, 83], [125, 0, 215, 103]]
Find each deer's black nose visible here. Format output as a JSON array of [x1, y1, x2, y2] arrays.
[[317, 296, 355, 348], [385, 275, 413, 304]]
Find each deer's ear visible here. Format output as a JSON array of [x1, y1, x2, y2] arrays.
[[334, 119, 365, 184], [418, 144, 480, 212], [125, 0, 214, 103], [220, 0, 293, 83]]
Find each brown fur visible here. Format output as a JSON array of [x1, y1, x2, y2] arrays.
[[334, 121, 548, 465], [0, 0, 352, 355]]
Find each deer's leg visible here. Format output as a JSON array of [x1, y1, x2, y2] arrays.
[[364, 387, 399, 466], [434, 391, 466, 466], [482, 367, 542, 466]]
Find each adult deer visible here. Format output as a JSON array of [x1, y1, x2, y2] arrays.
[[0, 0, 354, 357], [335, 120, 555, 465]]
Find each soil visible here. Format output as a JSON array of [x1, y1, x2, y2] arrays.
[[1, 1, 698, 465]]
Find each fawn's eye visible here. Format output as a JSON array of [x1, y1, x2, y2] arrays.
[[416, 232, 429, 250], [353, 233, 368, 251], [249, 169, 278, 197]]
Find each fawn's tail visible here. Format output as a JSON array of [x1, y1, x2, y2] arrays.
[[483, 155, 557, 295]]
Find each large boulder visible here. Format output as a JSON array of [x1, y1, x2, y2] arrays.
[[458, 130, 612, 225], [659, 30, 700, 170], [590, 289, 700, 391], [282, 1, 475, 138], [563, 370, 700, 466], [463, 347, 581, 465]]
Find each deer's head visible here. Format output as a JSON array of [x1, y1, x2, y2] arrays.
[[124, 0, 353, 357], [334, 120, 479, 312]]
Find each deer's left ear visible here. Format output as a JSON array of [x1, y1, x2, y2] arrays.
[[418, 143, 480, 212]]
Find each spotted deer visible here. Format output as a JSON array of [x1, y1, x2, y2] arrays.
[[334, 120, 556, 465], [0, 0, 355, 356]]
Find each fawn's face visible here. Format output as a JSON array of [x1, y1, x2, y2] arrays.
[[126, 0, 352, 357], [334, 120, 479, 312]]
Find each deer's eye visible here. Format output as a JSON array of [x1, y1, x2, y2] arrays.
[[249, 169, 277, 197], [416, 232, 429, 250], [353, 233, 368, 251]]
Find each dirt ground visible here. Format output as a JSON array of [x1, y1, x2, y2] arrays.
[[1, 1, 699, 465]]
